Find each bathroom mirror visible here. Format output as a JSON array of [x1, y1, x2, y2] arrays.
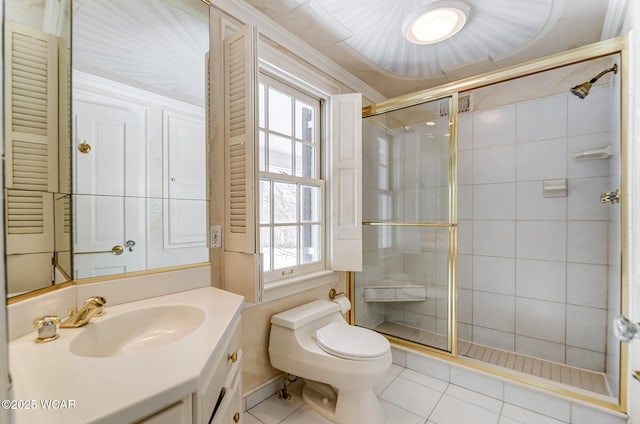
[[4, 0, 211, 296]]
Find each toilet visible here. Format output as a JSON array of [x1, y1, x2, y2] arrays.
[[268, 298, 391, 424]]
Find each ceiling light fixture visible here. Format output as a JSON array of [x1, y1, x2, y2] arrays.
[[402, 1, 470, 45]]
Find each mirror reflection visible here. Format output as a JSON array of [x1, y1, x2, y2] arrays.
[[4, 0, 211, 296]]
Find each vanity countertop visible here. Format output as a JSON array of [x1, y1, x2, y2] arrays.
[[9, 287, 244, 424]]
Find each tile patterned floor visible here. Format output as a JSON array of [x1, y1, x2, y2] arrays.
[[375, 321, 609, 396], [246, 364, 577, 424]]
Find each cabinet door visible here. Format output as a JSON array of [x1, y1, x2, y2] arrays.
[[211, 352, 242, 424]]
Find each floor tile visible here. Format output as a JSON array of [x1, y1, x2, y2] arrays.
[[445, 384, 503, 413], [499, 418, 523, 424], [248, 394, 305, 424], [399, 368, 449, 392], [429, 394, 500, 424], [501, 404, 566, 424], [374, 368, 400, 395], [280, 405, 334, 424], [380, 377, 442, 418], [245, 413, 266, 424], [380, 400, 425, 424]]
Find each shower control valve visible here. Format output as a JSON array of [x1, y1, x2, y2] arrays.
[[613, 315, 640, 342]]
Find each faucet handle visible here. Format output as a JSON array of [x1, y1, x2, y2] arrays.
[[33, 315, 60, 343], [84, 296, 107, 306]]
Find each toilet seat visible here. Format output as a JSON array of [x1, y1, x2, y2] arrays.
[[315, 322, 389, 360]]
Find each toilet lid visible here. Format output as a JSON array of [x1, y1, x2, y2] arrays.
[[315, 322, 389, 360]]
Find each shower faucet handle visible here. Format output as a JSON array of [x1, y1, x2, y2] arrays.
[[613, 315, 639, 342]]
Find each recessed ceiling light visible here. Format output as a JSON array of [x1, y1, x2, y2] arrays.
[[402, 1, 470, 45]]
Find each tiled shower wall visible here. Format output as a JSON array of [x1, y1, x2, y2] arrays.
[[457, 86, 615, 373]]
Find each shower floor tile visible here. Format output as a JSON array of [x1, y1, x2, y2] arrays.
[[373, 321, 610, 397]]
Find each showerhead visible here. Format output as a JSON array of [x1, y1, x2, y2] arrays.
[[570, 64, 618, 99]]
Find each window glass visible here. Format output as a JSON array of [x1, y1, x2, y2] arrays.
[[259, 74, 323, 280]]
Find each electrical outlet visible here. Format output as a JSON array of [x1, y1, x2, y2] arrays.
[[210, 225, 221, 248]]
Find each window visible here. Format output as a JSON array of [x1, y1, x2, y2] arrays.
[[258, 74, 324, 283]]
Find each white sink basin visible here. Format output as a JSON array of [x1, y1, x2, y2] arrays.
[[69, 305, 205, 358]]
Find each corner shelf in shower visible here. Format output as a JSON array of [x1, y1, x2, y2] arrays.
[[363, 284, 427, 302]]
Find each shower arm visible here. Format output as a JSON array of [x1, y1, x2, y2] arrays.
[[588, 64, 618, 84]]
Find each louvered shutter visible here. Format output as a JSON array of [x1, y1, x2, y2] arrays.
[[5, 189, 54, 255], [4, 22, 58, 192], [222, 25, 261, 302], [4, 22, 57, 256], [330, 93, 363, 271]]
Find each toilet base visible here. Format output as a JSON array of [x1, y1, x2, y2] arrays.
[[302, 380, 385, 424]]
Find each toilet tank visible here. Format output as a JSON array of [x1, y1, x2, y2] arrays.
[[271, 300, 341, 329]]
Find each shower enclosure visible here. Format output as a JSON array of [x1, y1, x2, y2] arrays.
[[351, 38, 628, 412]]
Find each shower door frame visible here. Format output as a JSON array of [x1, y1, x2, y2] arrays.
[[348, 35, 629, 414]]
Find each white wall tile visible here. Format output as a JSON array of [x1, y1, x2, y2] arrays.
[[516, 96, 567, 143], [474, 256, 515, 295], [458, 323, 472, 341], [473, 183, 516, 220], [458, 220, 473, 255], [473, 292, 515, 333], [566, 304, 606, 352], [473, 106, 516, 148], [567, 132, 611, 178], [473, 326, 515, 351], [516, 181, 566, 220], [567, 221, 608, 264], [515, 335, 565, 363], [565, 346, 605, 372], [570, 403, 627, 424], [504, 383, 570, 423], [566, 263, 608, 308], [473, 221, 515, 257], [459, 150, 473, 185], [458, 289, 473, 323], [567, 177, 610, 220], [459, 185, 473, 220], [473, 145, 516, 184], [516, 298, 565, 343], [391, 347, 407, 367], [515, 259, 566, 303], [449, 366, 504, 400], [458, 113, 473, 151], [568, 86, 609, 136], [516, 139, 567, 182], [458, 254, 473, 289], [516, 221, 566, 261]]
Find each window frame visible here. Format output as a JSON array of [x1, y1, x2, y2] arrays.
[[257, 72, 325, 285]]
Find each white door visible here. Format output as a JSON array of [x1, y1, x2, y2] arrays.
[[72, 99, 146, 278]]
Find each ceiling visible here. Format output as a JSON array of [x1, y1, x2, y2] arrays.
[[244, 0, 616, 98], [73, 0, 209, 107]]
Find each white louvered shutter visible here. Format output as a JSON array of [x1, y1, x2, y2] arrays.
[[222, 25, 262, 302], [4, 22, 58, 256], [4, 22, 59, 193], [330, 93, 363, 271]]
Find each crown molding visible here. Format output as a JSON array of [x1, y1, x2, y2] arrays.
[[211, 0, 387, 103]]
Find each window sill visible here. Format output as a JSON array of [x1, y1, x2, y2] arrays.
[[259, 270, 340, 304]]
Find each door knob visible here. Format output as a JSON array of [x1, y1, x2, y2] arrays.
[[111, 245, 124, 255], [78, 141, 92, 154], [613, 315, 639, 342]]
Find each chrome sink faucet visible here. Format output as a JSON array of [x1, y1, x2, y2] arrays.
[[60, 296, 107, 328]]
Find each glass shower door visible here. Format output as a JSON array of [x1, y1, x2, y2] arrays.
[[354, 96, 457, 353]]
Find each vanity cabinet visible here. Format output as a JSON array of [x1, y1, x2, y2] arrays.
[[194, 318, 243, 424], [136, 397, 193, 424]]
